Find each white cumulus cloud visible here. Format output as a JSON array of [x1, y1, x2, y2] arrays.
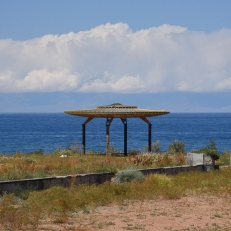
[[0, 22, 231, 93]]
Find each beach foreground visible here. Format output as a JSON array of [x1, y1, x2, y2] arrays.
[[29, 195, 231, 231], [0, 155, 230, 231]]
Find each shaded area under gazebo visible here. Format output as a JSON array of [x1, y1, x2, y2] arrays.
[[64, 103, 170, 156]]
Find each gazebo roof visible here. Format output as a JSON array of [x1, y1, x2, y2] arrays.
[[64, 103, 170, 118]]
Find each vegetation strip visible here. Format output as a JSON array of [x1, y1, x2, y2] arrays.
[[0, 165, 205, 194]]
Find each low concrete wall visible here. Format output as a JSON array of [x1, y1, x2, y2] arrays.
[[0, 165, 214, 195], [139, 165, 204, 176], [0, 173, 115, 195]]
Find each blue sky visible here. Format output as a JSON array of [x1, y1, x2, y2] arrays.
[[1, 0, 231, 40], [0, 0, 231, 112]]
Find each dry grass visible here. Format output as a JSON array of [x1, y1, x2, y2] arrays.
[[1, 166, 231, 230], [0, 149, 230, 230], [0, 151, 188, 181]]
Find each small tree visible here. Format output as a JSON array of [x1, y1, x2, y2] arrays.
[[207, 139, 218, 153], [152, 140, 162, 153], [168, 140, 186, 155], [193, 139, 219, 162], [145, 140, 162, 153]]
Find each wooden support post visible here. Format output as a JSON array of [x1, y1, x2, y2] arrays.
[[148, 124, 152, 153], [140, 117, 152, 153], [106, 124, 109, 156], [82, 124, 85, 155], [82, 117, 94, 155], [106, 118, 113, 156], [121, 118, 127, 156]]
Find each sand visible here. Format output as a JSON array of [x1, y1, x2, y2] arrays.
[[37, 194, 231, 231]]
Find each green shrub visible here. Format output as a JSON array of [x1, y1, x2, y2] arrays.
[[115, 170, 145, 184], [168, 140, 186, 154], [193, 140, 220, 161]]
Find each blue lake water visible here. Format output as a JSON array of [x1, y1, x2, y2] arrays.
[[0, 113, 231, 154]]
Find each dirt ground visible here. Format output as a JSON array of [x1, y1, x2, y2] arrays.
[[37, 194, 231, 231]]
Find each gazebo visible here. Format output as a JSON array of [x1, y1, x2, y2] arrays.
[[64, 103, 170, 156]]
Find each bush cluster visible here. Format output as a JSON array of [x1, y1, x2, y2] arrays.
[[193, 140, 220, 161], [167, 140, 186, 154]]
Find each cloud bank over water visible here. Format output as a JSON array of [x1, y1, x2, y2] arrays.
[[0, 23, 231, 93]]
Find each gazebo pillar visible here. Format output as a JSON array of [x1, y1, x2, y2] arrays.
[[140, 117, 152, 153], [121, 118, 127, 156], [106, 118, 113, 156], [82, 124, 85, 154], [148, 124, 152, 153], [82, 117, 94, 154]]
